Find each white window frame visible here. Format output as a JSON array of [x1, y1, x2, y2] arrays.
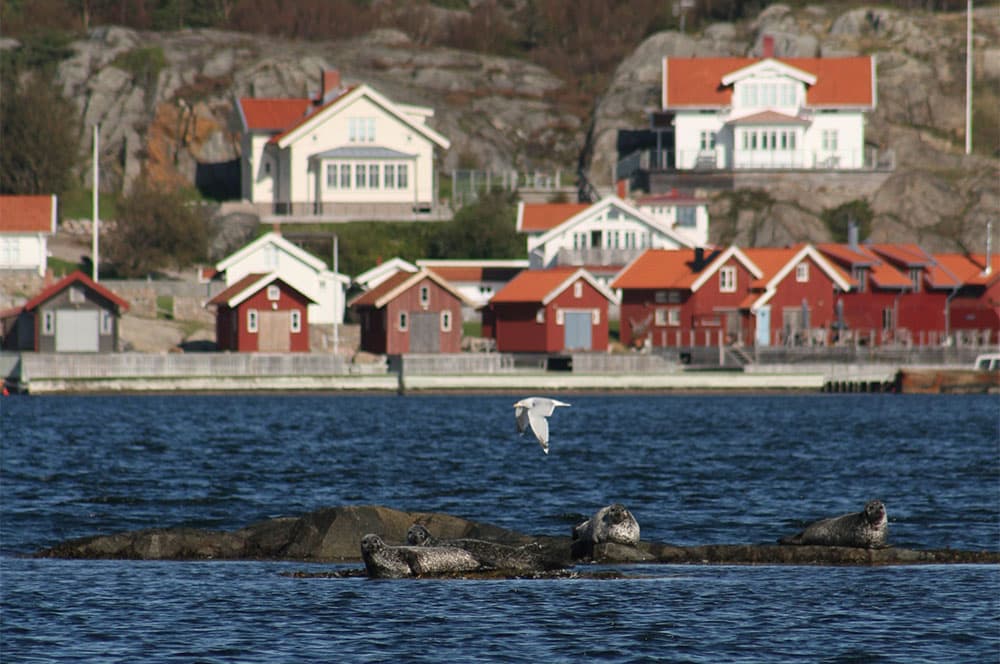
[[795, 263, 809, 283], [326, 164, 336, 188], [719, 266, 737, 293], [556, 309, 565, 326], [419, 285, 430, 308], [440, 310, 452, 332], [573, 281, 583, 298], [267, 285, 280, 301], [591, 309, 600, 325], [42, 310, 55, 335], [397, 163, 408, 189], [100, 310, 113, 334], [535, 308, 545, 324], [384, 164, 395, 189], [340, 164, 351, 188], [368, 163, 379, 189], [668, 308, 680, 326], [69, 287, 85, 304], [398, 311, 408, 331], [355, 163, 367, 188], [290, 310, 301, 333], [247, 309, 259, 333]]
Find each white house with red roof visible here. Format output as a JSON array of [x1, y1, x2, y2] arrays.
[[661, 38, 877, 170], [633, 190, 710, 247], [0, 195, 58, 277], [237, 70, 451, 220], [515, 195, 695, 284]]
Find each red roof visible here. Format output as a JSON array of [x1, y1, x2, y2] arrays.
[[239, 98, 312, 132], [518, 203, 589, 233], [349, 270, 415, 308], [868, 243, 932, 267], [0, 195, 56, 233], [610, 249, 716, 290], [664, 56, 874, 108], [208, 273, 269, 306], [932, 253, 1000, 287], [21, 271, 129, 312], [491, 267, 584, 303]]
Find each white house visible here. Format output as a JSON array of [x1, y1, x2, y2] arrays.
[[0, 195, 57, 277], [661, 38, 876, 171], [214, 232, 350, 326], [353, 257, 418, 292], [633, 190, 710, 247], [516, 196, 695, 285], [237, 70, 451, 219], [416, 258, 529, 318]]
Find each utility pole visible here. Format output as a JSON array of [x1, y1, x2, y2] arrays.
[[965, 0, 973, 155], [92, 124, 100, 281]]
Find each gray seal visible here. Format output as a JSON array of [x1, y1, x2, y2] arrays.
[[406, 524, 562, 572], [360, 533, 482, 578], [571, 503, 640, 559], [779, 499, 889, 549]]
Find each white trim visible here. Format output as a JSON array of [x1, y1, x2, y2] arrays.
[[216, 232, 327, 273], [749, 244, 853, 312], [531, 196, 693, 251], [721, 58, 817, 87], [539, 269, 620, 307], [689, 246, 763, 292], [247, 308, 259, 333], [369, 268, 473, 309]]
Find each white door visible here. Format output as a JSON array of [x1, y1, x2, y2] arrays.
[[55, 310, 99, 352]]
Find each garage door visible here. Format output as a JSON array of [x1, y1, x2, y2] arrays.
[[258, 311, 291, 352], [409, 312, 440, 353], [55, 310, 99, 352], [563, 311, 592, 351]]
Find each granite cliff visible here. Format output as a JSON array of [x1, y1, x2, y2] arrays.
[[42, 3, 1000, 253]]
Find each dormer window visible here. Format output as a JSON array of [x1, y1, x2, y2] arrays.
[[853, 267, 868, 293], [796, 263, 809, 283], [910, 268, 922, 292], [267, 285, 280, 301], [719, 266, 737, 293]]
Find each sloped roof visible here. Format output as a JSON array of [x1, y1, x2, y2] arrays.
[[868, 243, 933, 267], [516, 202, 590, 233], [417, 259, 528, 284], [0, 195, 57, 233], [349, 268, 470, 309], [932, 253, 1000, 288], [663, 56, 875, 109], [491, 267, 618, 305], [354, 257, 419, 290], [611, 248, 718, 290], [742, 244, 853, 310], [238, 98, 313, 132], [208, 272, 315, 308], [20, 270, 129, 312], [529, 196, 694, 249], [816, 243, 910, 289]]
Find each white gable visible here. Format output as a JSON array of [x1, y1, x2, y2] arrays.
[[721, 59, 816, 87]]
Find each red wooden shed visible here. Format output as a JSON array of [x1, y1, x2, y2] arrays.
[[349, 268, 469, 354], [487, 267, 618, 353], [208, 272, 314, 352]]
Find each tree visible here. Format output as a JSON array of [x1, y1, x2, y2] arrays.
[[0, 65, 81, 195], [103, 179, 210, 277], [822, 199, 873, 244], [426, 191, 524, 260]]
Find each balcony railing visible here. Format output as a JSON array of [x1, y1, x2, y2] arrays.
[[257, 201, 453, 223], [555, 247, 646, 267]]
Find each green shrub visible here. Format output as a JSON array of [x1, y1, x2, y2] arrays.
[[112, 47, 166, 87]]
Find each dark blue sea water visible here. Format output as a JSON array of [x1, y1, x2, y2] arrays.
[[2, 393, 998, 662]]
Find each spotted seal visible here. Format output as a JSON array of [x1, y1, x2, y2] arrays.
[[571, 503, 640, 559], [360, 534, 482, 578], [405, 524, 563, 572], [779, 499, 889, 549]]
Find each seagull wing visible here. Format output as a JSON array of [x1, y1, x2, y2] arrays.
[[527, 410, 550, 454], [515, 405, 530, 435]]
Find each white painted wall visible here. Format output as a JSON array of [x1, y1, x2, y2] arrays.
[[0, 234, 48, 276], [638, 203, 710, 247]]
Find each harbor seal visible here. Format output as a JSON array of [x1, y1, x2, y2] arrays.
[[571, 503, 640, 559], [360, 534, 482, 578], [405, 524, 562, 572], [779, 499, 889, 549]]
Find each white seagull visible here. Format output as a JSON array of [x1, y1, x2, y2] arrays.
[[513, 397, 570, 454]]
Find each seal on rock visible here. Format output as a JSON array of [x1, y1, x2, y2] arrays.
[[360, 533, 482, 578], [405, 524, 564, 572], [571, 503, 640, 559], [779, 499, 889, 549]]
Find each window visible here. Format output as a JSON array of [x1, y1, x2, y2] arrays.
[[719, 266, 737, 293], [369, 163, 379, 188], [42, 310, 55, 335], [340, 164, 351, 188], [100, 311, 112, 334], [676, 207, 696, 227], [355, 164, 367, 188], [667, 308, 681, 326], [419, 285, 430, 307], [398, 312, 408, 331], [654, 308, 667, 326], [882, 307, 894, 331], [384, 164, 395, 189], [535, 308, 545, 324], [909, 268, 922, 293], [796, 263, 809, 283], [822, 129, 838, 151], [264, 244, 278, 269], [699, 131, 716, 150], [573, 281, 583, 298], [349, 117, 375, 142], [326, 164, 336, 188], [291, 310, 301, 333], [440, 310, 452, 332], [397, 164, 408, 189], [591, 309, 600, 325], [267, 285, 280, 301], [853, 267, 868, 293], [69, 287, 85, 303], [0, 237, 18, 265], [247, 309, 259, 333], [264, 162, 271, 175]]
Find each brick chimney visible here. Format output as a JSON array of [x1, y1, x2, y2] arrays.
[[762, 35, 775, 58], [616, 179, 628, 199], [322, 70, 341, 99]]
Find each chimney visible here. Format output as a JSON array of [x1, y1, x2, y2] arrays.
[[616, 179, 628, 199], [847, 219, 858, 250], [693, 247, 705, 269], [322, 70, 341, 99], [984, 219, 993, 276], [762, 35, 775, 58]]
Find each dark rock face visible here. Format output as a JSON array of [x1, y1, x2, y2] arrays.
[[32, 504, 1000, 569]]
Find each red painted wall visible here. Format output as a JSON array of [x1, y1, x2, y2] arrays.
[[759, 257, 837, 344], [359, 276, 464, 354], [494, 277, 610, 352], [225, 282, 311, 352]]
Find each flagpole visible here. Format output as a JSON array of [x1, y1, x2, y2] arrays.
[[92, 124, 100, 281], [965, 0, 973, 155]]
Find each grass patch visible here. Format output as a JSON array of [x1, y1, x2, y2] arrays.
[[462, 320, 482, 338], [156, 295, 174, 320], [60, 188, 118, 220], [48, 256, 84, 276]]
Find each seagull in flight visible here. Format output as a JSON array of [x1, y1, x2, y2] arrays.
[[513, 397, 570, 454]]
